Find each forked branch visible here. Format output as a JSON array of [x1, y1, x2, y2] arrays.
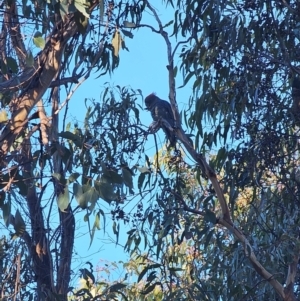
[[145, 1, 287, 299]]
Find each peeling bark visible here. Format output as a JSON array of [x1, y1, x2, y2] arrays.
[[0, 17, 78, 158]]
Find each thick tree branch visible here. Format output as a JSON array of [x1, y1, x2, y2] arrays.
[[21, 138, 55, 297], [218, 217, 285, 298], [37, 100, 50, 145], [0, 17, 78, 157], [284, 254, 299, 301], [145, 2, 180, 125], [146, 1, 288, 299]]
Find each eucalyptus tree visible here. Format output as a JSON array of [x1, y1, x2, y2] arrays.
[[118, 1, 300, 301], [0, 0, 145, 300]]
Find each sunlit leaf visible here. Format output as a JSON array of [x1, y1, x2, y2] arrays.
[[74, 0, 89, 18], [112, 30, 122, 57], [89, 212, 99, 245], [68, 172, 80, 184], [0, 110, 8, 123], [73, 183, 88, 209], [57, 187, 70, 212], [52, 173, 61, 181], [33, 31, 45, 49]]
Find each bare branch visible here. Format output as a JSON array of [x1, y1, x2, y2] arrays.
[[146, 0, 288, 298], [135, 23, 160, 33], [145, 2, 180, 124], [280, 0, 297, 14], [36, 100, 50, 145], [284, 254, 300, 300], [50, 75, 81, 87], [171, 190, 205, 217]]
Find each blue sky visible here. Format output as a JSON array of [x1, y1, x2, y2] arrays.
[[0, 2, 195, 286], [65, 3, 196, 283]]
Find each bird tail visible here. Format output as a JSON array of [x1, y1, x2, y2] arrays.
[[163, 128, 176, 147]]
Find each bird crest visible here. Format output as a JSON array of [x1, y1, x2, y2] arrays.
[[145, 92, 157, 108]]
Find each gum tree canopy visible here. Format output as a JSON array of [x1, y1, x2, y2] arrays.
[[0, 0, 145, 300], [1, 0, 300, 301], [119, 1, 300, 300]]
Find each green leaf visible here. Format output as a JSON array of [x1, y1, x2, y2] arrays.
[[80, 268, 95, 283], [73, 183, 87, 209], [52, 173, 61, 181], [94, 179, 117, 203], [59, 131, 82, 147], [121, 29, 134, 38], [112, 221, 120, 244], [204, 229, 215, 249], [99, 0, 104, 22], [68, 172, 80, 184], [102, 168, 123, 184], [122, 168, 133, 189], [138, 264, 161, 283], [109, 283, 127, 292], [14, 209, 26, 236], [163, 20, 174, 28], [74, 12, 89, 34], [142, 282, 160, 295], [26, 51, 34, 67], [60, 2, 69, 18], [6, 57, 18, 73], [113, 221, 118, 235], [123, 21, 136, 28], [0, 191, 5, 206], [33, 31, 45, 49], [204, 209, 217, 224], [136, 166, 150, 173], [138, 172, 145, 190], [74, 0, 89, 18], [57, 187, 70, 212], [85, 187, 99, 209], [89, 211, 101, 248], [2, 201, 11, 227]]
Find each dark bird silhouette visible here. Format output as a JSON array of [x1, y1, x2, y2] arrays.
[[145, 93, 176, 147]]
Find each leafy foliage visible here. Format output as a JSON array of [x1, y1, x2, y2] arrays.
[[2, 0, 300, 300]]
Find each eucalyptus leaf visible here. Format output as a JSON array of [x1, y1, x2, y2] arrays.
[[33, 31, 45, 49], [57, 188, 70, 212]]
